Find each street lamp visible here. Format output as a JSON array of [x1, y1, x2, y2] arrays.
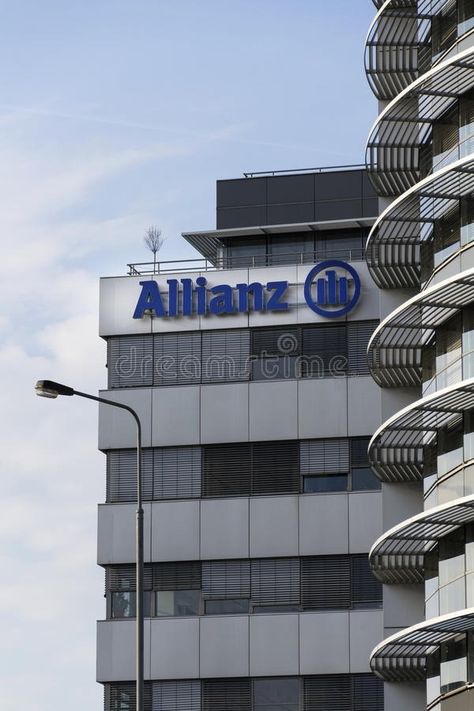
[[35, 379, 145, 711]]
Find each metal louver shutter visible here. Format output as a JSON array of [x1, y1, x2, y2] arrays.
[[201, 329, 250, 383], [153, 447, 201, 499], [300, 439, 349, 474], [347, 321, 378, 376], [350, 439, 370, 468], [107, 565, 153, 592], [304, 676, 351, 711], [250, 558, 300, 606], [301, 556, 351, 610], [108, 335, 154, 388], [352, 674, 384, 711], [351, 555, 382, 607], [154, 332, 201, 386], [203, 444, 251, 497], [107, 449, 154, 502], [107, 682, 152, 711], [202, 560, 250, 599], [153, 562, 201, 591], [251, 326, 301, 356], [202, 679, 251, 711], [152, 680, 201, 711], [302, 325, 347, 376], [252, 441, 299, 494]]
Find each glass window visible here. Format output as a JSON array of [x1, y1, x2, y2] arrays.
[[224, 236, 267, 268], [315, 230, 364, 261], [268, 234, 313, 265], [461, 196, 474, 247], [253, 677, 300, 711], [439, 529, 465, 586], [439, 577, 466, 614], [111, 591, 135, 619], [110, 591, 152, 619], [303, 473, 348, 493], [459, 0, 474, 35], [204, 599, 249, 615], [156, 590, 201, 617], [436, 312, 462, 389], [440, 635, 467, 694], [438, 422, 464, 477], [351, 467, 381, 491]]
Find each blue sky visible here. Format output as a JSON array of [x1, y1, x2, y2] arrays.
[[0, 2, 376, 709]]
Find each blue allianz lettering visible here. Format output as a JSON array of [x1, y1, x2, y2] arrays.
[[132, 261, 360, 320], [133, 277, 289, 319]]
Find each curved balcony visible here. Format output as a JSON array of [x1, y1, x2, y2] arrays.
[[370, 608, 474, 681], [366, 46, 474, 196], [368, 378, 474, 482], [366, 153, 474, 288], [368, 268, 474, 387], [369, 494, 474, 584], [365, 0, 434, 100]]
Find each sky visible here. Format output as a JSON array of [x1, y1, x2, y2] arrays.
[[0, 2, 376, 709]]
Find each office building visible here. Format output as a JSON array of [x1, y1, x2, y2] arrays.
[[365, 2, 474, 710], [95, 165, 418, 710]]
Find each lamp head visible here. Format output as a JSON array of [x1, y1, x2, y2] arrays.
[[35, 380, 75, 398]]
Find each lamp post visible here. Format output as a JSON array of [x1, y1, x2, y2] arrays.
[[35, 379, 144, 711]]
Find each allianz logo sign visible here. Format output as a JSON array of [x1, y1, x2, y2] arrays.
[[133, 259, 361, 320]]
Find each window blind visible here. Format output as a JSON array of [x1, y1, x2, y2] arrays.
[[202, 679, 251, 711], [347, 321, 378, 376], [202, 560, 250, 600], [203, 444, 251, 497], [153, 681, 201, 711], [201, 329, 250, 383], [300, 439, 350, 474], [108, 335, 154, 388], [154, 332, 201, 386], [301, 556, 351, 610], [251, 558, 300, 606]]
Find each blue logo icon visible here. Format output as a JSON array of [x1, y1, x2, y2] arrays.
[[303, 260, 361, 318]]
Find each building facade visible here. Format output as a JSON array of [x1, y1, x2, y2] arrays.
[[365, 2, 474, 710], [96, 166, 417, 710]]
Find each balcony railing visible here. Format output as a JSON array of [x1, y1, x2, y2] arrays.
[[127, 248, 365, 276]]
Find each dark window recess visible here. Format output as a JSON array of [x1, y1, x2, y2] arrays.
[[202, 679, 251, 711], [106, 555, 380, 619], [304, 674, 383, 711], [107, 321, 378, 389], [107, 447, 201, 503], [203, 441, 299, 497], [105, 675, 383, 711], [107, 437, 377, 502], [350, 438, 380, 491]]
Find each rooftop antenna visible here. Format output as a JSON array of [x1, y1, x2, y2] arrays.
[[144, 225, 165, 274]]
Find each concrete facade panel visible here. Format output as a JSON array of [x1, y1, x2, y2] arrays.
[[199, 616, 249, 678], [152, 386, 200, 446], [200, 383, 249, 443], [200, 498, 249, 559], [299, 612, 350, 674], [249, 614, 299, 676], [249, 496, 299, 557], [299, 494, 349, 555]]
